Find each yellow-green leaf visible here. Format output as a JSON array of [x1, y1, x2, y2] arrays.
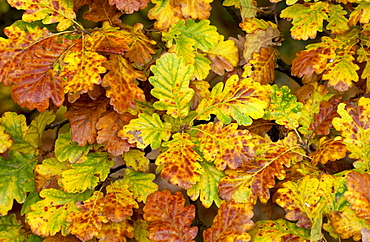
[[55, 131, 91, 163], [122, 169, 158, 203], [0, 125, 12, 153], [0, 214, 26, 242], [327, 4, 350, 35], [123, 149, 150, 172], [24, 110, 56, 149]]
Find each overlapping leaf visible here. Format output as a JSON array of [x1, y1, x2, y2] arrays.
[[109, 0, 150, 14], [176, 0, 213, 19], [187, 161, 225, 208], [64, 91, 109, 146], [97, 220, 134, 242], [0, 21, 72, 111], [264, 85, 303, 129], [280, 2, 329, 40], [249, 219, 311, 242], [133, 219, 151, 242], [83, 0, 123, 24], [103, 180, 139, 222], [196, 122, 255, 171], [59, 153, 114, 193], [156, 133, 203, 189], [203, 200, 254, 241], [0, 125, 12, 153], [121, 169, 158, 203], [309, 137, 347, 166], [0, 151, 37, 215], [239, 18, 277, 34], [123, 149, 150, 172], [26, 188, 91, 237], [102, 55, 146, 114], [143, 190, 198, 241], [24, 110, 55, 148], [119, 113, 172, 149], [7, 0, 76, 31], [190, 80, 211, 109], [34, 158, 68, 192], [327, 4, 349, 35], [348, 2, 370, 26], [247, 46, 276, 84], [96, 110, 135, 156], [332, 97, 370, 170], [66, 191, 108, 241], [148, 0, 183, 29], [0, 214, 26, 242], [196, 74, 269, 125], [55, 131, 91, 163]]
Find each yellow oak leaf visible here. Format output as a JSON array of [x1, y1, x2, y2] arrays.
[[66, 191, 108, 241], [102, 55, 146, 114], [174, 0, 213, 19], [348, 2, 370, 26], [97, 220, 134, 242], [189, 80, 211, 109], [239, 17, 277, 34], [7, 0, 76, 31], [309, 137, 347, 166], [247, 46, 276, 85], [332, 97, 370, 170], [123, 149, 150, 172], [121, 169, 158, 203], [0, 125, 12, 153], [148, 0, 183, 29], [156, 133, 203, 189], [196, 121, 255, 171], [61, 39, 107, 94], [327, 4, 350, 35]]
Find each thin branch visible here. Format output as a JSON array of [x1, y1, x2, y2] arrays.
[[275, 58, 303, 86], [110, 164, 127, 175], [45, 119, 69, 130]]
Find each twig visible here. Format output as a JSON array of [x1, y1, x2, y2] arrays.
[[45, 119, 69, 130], [275, 58, 303, 86]]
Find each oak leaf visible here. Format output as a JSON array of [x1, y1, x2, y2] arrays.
[[0, 22, 72, 111], [196, 122, 255, 171], [203, 200, 254, 242], [123, 149, 150, 172], [309, 137, 347, 166], [24, 110, 55, 149], [148, 0, 183, 29], [247, 46, 276, 84], [133, 219, 152, 242], [96, 110, 135, 156], [196, 74, 269, 126], [248, 219, 311, 242], [143, 190, 198, 241], [83, 0, 123, 24], [7, 0, 76, 31], [55, 131, 91, 163], [280, 2, 329, 40], [109, 0, 150, 13], [0, 151, 37, 216], [193, 53, 212, 79], [97, 220, 134, 242], [34, 158, 68, 192], [187, 161, 225, 208], [66, 191, 108, 241], [327, 4, 350, 35], [239, 18, 277, 34], [175, 0, 213, 19], [121, 169, 158, 203], [59, 153, 114, 193], [149, 53, 194, 119], [102, 55, 146, 114], [0, 214, 26, 242], [189, 80, 211, 109], [0, 125, 12, 153], [103, 180, 139, 222], [332, 97, 370, 170], [345, 171, 370, 220], [61, 39, 107, 94], [156, 133, 203, 189], [119, 113, 172, 149], [348, 2, 370, 26], [64, 91, 109, 146], [26, 188, 91, 237]]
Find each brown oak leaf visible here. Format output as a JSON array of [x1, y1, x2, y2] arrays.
[[83, 0, 123, 24], [248, 46, 276, 84], [345, 171, 370, 220], [109, 0, 150, 14]]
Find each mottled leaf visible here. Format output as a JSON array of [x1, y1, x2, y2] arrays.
[[248, 46, 276, 84], [196, 74, 269, 126], [176, 0, 213, 19], [327, 4, 349, 35], [348, 2, 370, 26], [122, 169, 158, 203], [60, 153, 114, 193], [0, 214, 26, 242], [83, 0, 123, 24], [149, 53, 194, 119], [156, 133, 203, 189], [310, 96, 341, 136], [203, 200, 254, 242], [190, 80, 211, 109], [119, 113, 172, 149], [133, 219, 152, 242], [148, 0, 183, 29], [26, 188, 91, 237], [55, 131, 91, 163], [97, 220, 134, 242], [345, 171, 370, 220], [34, 158, 68, 192], [187, 161, 225, 208], [0, 125, 12, 153], [123, 149, 150, 172], [0, 151, 37, 216], [309, 137, 347, 166], [24, 110, 55, 148], [239, 17, 277, 34], [96, 110, 135, 156], [66, 191, 108, 241], [109, 0, 150, 13], [143, 190, 198, 242], [332, 97, 370, 170]]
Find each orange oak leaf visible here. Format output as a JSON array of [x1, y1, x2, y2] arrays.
[[88, 22, 132, 55], [143, 190, 198, 242], [74, 0, 93, 11], [61, 39, 107, 94], [196, 122, 255, 171], [310, 96, 341, 136], [174, 0, 213, 20], [189, 80, 211, 109], [309, 137, 347, 166], [102, 54, 146, 114], [64, 90, 109, 146], [43, 233, 80, 242], [247, 46, 276, 84], [97, 220, 134, 242], [109, 0, 150, 14], [156, 133, 203, 189], [124, 23, 157, 67], [203, 200, 254, 241], [96, 110, 136, 156], [148, 0, 183, 29], [0, 23, 72, 111], [103, 180, 139, 222], [345, 171, 370, 220], [239, 18, 277, 34], [83, 0, 123, 24], [66, 191, 108, 241]]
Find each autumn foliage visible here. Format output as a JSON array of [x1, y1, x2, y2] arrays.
[[1, 0, 370, 241]]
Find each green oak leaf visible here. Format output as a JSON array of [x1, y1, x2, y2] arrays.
[[55, 131, 91, 163], [123, 149, 150, 172], [59, 153, 113, 193], [120, 113, 172, 149], [25, 188, 91, 237], [149, 53, 194, 119], [193, 53, 211, 80], [122, 169, 158, 203], [24, 110, 56, 149], [0, 151, 37, 215], [187, 161, 225, 208], [0, 213, 26, 242], [0, 125, 12, 153]]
